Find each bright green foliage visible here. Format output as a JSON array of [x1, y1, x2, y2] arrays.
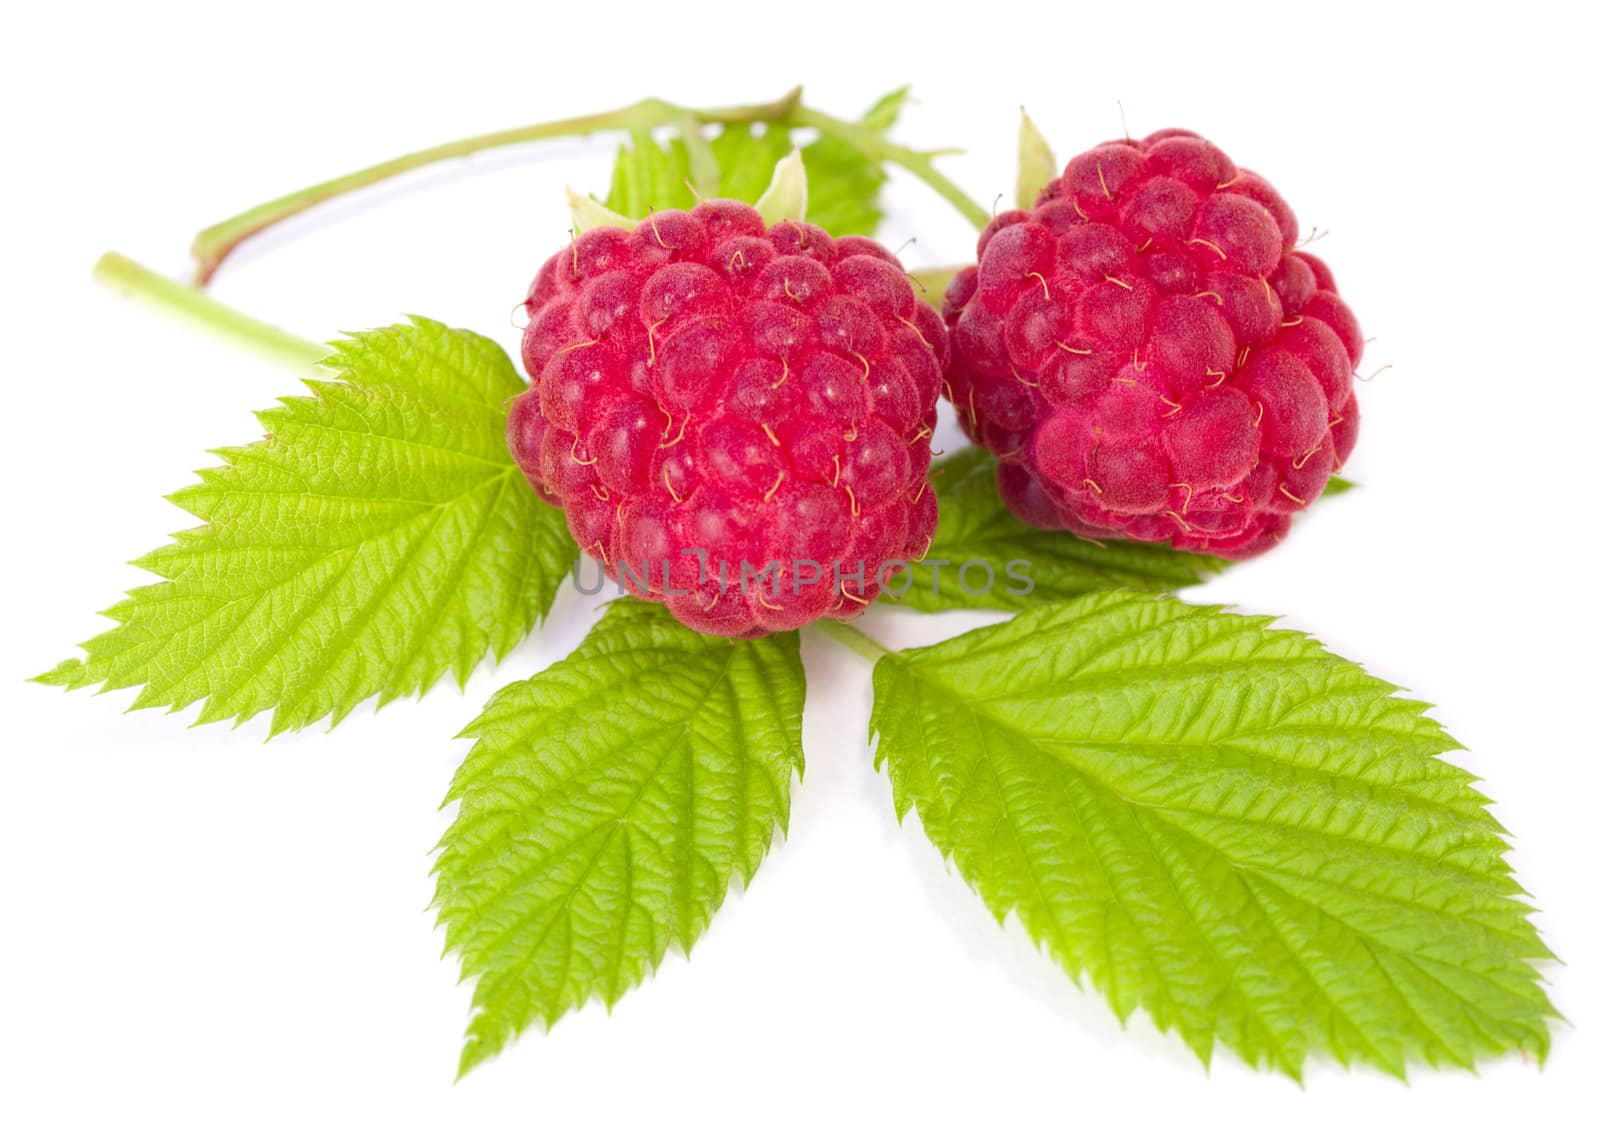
[[1015, 108, 1057, 208], [891, 448, 1223, 613], [603, 129, 697, 220], [37, 319, 573, 733], [434, 597, 806, 1075], [751, 147, 808, 226], [871, 591, 1555, 1078], [603, 87, 909, 236], [709, 123, 796, 206], [801, 86, 908, 236]]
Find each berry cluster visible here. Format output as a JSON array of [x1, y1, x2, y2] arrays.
[[507, 200, 949, 636], [944, 129, 1362, 556]]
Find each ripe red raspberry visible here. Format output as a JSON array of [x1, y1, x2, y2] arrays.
[[507, 200, 949, 636], [944, 129, 1362, 557]]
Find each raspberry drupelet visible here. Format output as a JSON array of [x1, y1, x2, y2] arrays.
[[944, 129, 1362, 557], [507, 200, 949, 636]]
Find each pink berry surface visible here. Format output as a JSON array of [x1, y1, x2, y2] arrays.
[[944, 129, 1362, 557], [508, 200, 948, 636]]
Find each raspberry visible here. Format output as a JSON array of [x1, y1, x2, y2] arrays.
[[507, 200, 948, 636], [944, 129, 1362, 557]]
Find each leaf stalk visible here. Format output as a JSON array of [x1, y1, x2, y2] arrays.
[[94, 252, 328, 368], [188, 87, 991, 283], [814, 619, 892, 664]]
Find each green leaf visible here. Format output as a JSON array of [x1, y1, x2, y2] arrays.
[[598, 87, 910, 235], [567, 186, 632, 232], [802, 86, 909, 237], [860, 85, 913, 132], [1324, 473, 1356, 496], [604, 129, 697, 218], [38, 318, 575, 733], [752, 146, 808, 225], [709, 123, 795, 204], [889, 448, 1223, 613], [870, 591, 1555, 1078], [1015, 107, 1057, 208], [434, 597, 805, 1075]]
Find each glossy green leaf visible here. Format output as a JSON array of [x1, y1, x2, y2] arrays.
[[871, 592, 1556, 1078], [38, 319, 574, 732], [435, 598, 806, 1075]]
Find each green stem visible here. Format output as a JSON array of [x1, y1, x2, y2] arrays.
[[814, 619, 892, 664], [785, 105, 992, 230], [95, 252, 329, 368], [188, 87, 990, 283], [190, 89, 803, 283]]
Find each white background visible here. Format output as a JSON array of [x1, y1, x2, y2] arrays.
[[3, 1, 1596, 1140]]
